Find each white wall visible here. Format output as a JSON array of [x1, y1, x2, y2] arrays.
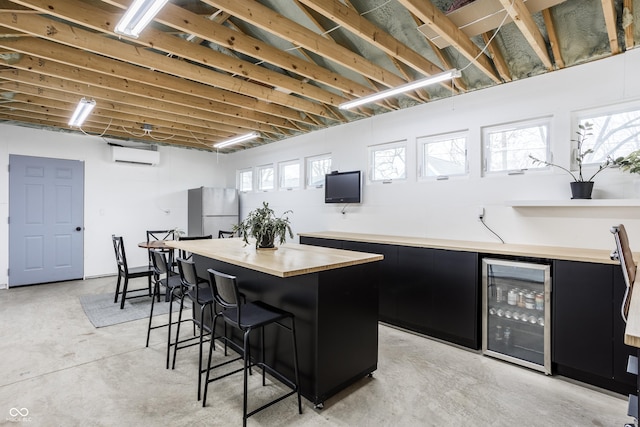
[[2, 49, 640, 288], [0, 126, 227, 287], [225, 48, 640, 252]]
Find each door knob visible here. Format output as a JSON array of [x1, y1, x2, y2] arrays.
[[75, 226, 82, 231]]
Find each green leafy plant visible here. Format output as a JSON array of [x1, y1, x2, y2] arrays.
[[233, 202, 293, 249], [529, 122, 613, 182], [612, 150, 640, 174]]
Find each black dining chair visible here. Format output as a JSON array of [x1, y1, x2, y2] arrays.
[[177, 234, 213, 261], [202, 269, 301, 426], [147, 229, 177, 270], [112, 235, 154, 310], [218, 230, 236, 239], [147, 249, 187, 369]]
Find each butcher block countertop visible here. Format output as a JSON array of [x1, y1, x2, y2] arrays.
[[165, 237, 383, 278], [298, 231, 628, 265]]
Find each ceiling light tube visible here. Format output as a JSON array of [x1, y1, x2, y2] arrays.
[[114, 0, 169, 38], [339, 69, 461, 110], [214, 132, 260, 149], [68, 98, 96, 128]]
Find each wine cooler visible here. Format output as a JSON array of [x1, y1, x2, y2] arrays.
[[482, 258, 551, 374]]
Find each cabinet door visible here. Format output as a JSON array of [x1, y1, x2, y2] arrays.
[[396, 246, 433, 331], [429, 249, 478, 347], [343, 241, 398, 322], [553, 260, 613, 378]]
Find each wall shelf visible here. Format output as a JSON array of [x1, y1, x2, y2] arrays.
[[506, 199, 640, 208]]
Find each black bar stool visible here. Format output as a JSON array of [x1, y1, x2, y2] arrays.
[[146, 249, 186, 369], [174, 257, 215, 401], [202, 268, 302, 426]]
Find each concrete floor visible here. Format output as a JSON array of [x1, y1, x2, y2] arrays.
[[0, 276, 632, 426]]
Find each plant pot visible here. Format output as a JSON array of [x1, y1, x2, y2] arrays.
[[258, 235, 275, 249], [570, 181, 594, 199]]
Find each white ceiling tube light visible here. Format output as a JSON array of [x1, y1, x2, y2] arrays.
[[114, 0, 169, 38], [213, 132, 260, 149], [339, 69, 461, 110], [68, 98, 96, 128]]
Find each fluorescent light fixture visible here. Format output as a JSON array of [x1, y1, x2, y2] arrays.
[[68, 98, 96, 128], [114, 0, 168, 38], [213, 132, 260, 149], [339, 69, 461, 110]]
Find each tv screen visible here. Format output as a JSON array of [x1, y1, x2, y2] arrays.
[[325, 171, 361, 203]]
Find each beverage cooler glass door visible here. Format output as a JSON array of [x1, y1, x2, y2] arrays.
[[482, 258, 551, 375]]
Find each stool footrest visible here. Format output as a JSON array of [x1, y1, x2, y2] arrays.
[[628, 394, 638, 419], [628, 355, 638, 375]]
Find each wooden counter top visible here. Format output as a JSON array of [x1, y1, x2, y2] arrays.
[[299, 231, 630, 265], [165, 238, 383, 278]]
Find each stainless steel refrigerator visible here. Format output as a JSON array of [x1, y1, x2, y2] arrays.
[[187, 187, 239, 237], [482, 258, 552, 375]]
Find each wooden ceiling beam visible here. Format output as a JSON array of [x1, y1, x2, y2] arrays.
[[541, 8, 564, 69], [600, 0, 621, 54], [497, 0, 553, 70], [397, 0, 501, 83], [298, 0, 452, 93], [128, 0, 375, 100], [0, 8, 333, 119], [16, 0, 345, 110], [0, 38, 313, 130], [201, 0, 408, 89], [481, 31, 512, 82], [3, 91, 229, 142], [0, 110, 208, 149], [0, 72, 258, 137], [623, 0, 635, 50], [0, 38, 299, 132], [1, 99, 212, 145]]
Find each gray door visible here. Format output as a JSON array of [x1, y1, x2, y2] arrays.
[[9, 155, 84, 287]]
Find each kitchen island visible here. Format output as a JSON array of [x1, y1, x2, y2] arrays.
[[166, 238, 383, 407]]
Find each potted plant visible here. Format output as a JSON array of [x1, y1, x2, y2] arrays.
[[233, 201, 293, 249], [529, 122, 613, 199]]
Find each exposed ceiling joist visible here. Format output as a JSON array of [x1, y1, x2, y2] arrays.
[[0, 0, 633, 152]]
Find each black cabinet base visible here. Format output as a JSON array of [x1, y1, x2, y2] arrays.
[[554, 364, 636, 396]]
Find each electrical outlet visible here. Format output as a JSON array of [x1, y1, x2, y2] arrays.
[[477, 207, 485, 220]]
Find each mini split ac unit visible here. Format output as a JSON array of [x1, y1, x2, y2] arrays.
[[110, 146, 160, 166]]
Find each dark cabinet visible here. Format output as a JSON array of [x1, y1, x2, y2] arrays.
[[299, 236, 343, 249], [553, 260, 635, 395], [301, 234, 635, 394], [341, 241, 398, 322], [301, 237, 478, 349], [394, 246, 478, 348]]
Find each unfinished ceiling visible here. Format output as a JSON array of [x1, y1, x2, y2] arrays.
[[0, 0, 637, 152]]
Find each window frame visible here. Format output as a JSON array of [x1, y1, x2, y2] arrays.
[[237, 168, 253, 193], [417, 130, 469, 180], [305, 153, 332, 189], [482, 116, 552, 176], [573, 101, 640, 167], [368, 139, 407, 183], [256, 163, 275, 192], [278, 159, 301, 191]]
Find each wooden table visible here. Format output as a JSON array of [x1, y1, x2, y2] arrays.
[[137, 240, 173, 249], [166, 238, 383, 407]]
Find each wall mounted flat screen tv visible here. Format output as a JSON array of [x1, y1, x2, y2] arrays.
[[325, 170, 361, 203]]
